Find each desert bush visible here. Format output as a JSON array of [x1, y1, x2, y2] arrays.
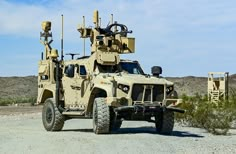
[[0, 97, 37, 106], [176, 93, 236, 135]]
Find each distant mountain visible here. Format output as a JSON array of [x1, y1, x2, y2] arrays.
[[167, 74, 236, 96], [0, 76, 37, 98], [166, 76, 208, 96], [0, 75, 236, 98]]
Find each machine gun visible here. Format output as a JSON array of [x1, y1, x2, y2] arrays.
[[77, 10, 135, 65]]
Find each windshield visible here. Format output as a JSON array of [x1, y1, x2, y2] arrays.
[[94, 61, 145, 74], [120, 62, 144, 75], [96, 64, 119, 73]]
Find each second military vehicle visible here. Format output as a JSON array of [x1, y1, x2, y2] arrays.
[[37, 10, 184, 134]]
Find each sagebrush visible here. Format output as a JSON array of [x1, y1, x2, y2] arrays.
[[176, 92, 236, 135], [0, 97, 37, 106]]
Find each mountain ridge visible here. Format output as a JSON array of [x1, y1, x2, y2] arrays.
[[0, 75, 235, 98]]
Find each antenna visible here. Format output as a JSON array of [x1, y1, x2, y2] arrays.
[[110, 14, 113, 25], [110, 14, 113, 31], [61, 14, 64, 61], [99, 17, 101, 27], [66, 53, 80, 60], [83, 16, 85, 56], [93, 10, 99, 28]]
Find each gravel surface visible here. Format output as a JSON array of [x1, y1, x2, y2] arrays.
[[0, 107, 236, 154]]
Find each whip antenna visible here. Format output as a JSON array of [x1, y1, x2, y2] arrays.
[[83, 16, 85, 56], [61, 14, 64, 60]]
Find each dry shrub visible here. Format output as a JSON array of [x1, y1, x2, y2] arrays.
[[0, 97, 37, 106], [176, 93, 236, 135]]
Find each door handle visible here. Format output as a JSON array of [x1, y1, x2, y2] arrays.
[[71, 85, 81, 90]]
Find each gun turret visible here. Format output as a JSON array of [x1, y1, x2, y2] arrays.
[[77, 10, 135, 65]]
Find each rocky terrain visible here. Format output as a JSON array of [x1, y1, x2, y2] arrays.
[[0, 112, 235, 154], [1, 74, 236, 99]]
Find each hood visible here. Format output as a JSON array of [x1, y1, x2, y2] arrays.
[[110, 73, 174, 86]]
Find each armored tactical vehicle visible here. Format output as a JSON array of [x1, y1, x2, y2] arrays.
[[37, 10, 184, 134]]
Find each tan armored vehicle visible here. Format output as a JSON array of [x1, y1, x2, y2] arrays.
[[37, 10, 184, 134]]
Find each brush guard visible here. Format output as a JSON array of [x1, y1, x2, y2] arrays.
[[113, 104, 185, 121]]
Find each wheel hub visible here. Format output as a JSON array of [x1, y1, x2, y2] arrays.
[[46, 108, 53, 123]]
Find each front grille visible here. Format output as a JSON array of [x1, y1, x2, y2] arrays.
[[131, 84, 164, 103]]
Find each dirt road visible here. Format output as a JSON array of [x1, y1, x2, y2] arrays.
[[0, 106, 236, 154]]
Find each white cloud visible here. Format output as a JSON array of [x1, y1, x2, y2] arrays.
[[0, 0, 236, 76], [0, 1, 45, 36], [1, 0, 235, 36], [0, 1, 165, 38]]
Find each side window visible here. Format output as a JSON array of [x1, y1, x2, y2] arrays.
[[64, 64, 75, 78], [41, 75, 48, 80], [79, 65, 87, 76], [133, 68, 138, 74]]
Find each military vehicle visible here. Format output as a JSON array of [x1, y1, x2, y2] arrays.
[[37, 10, 184, 134]]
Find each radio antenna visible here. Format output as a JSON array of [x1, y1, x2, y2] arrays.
[[110, 14, 113, 31], [83, 16, 85, 56], [99, 17, 101, 27], [61, 14, 64, 61]]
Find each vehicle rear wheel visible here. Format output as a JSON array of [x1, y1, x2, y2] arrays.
[[42, 98, 65, 131], [155, 110, 174, 135], [93, 98, 110, 134]]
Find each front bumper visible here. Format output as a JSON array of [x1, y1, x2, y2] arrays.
[[113, 103, 185, 121], [106, 97, 182, 107], [114, 104, 185, 114]]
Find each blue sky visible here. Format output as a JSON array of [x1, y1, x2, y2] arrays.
[[0, 0, 236, 77]]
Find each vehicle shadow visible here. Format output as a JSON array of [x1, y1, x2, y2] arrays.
[[113, 127, 204, 138], [62, 127, 204, 138], [62, 128, 93, 133]]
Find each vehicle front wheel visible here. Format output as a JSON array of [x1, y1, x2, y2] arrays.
[[110, 120, 122, 131], [109, 109, 122, 131], [155, 110, 174, 135], [93, 98, 110, 134], [42, 98, 65, 131]]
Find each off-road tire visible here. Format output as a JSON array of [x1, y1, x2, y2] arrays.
[[155, 110, 174, 135], [42, 98, 65, 131], [93, 98, 110, 134], [109, 108, 122, 131], [110, 119, 122, 131]]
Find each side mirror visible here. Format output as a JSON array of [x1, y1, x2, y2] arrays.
[[65, 64, 75, 78], [152, 66, 162, 77]]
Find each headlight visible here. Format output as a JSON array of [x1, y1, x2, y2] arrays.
[[166, 86, 174, 95], [118, 84, 130, 94]]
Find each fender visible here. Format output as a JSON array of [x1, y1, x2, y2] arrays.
[[37, 87, 55, 105], [85, 83, 114, 115]]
